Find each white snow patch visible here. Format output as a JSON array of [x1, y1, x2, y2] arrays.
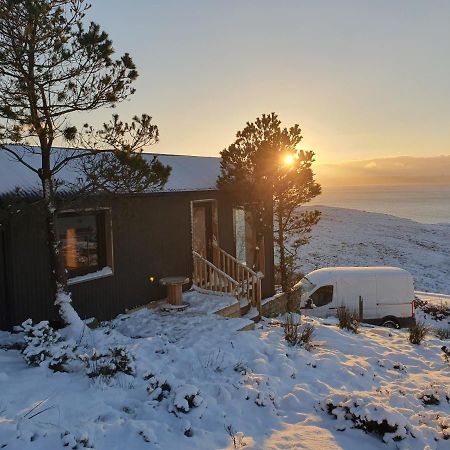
[[67, 266, 113, 285], [54, 287, 85, 340]]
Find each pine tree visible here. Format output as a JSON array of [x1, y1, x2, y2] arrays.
[[218, 113, 321, 310], [0, 0, 170, 334]]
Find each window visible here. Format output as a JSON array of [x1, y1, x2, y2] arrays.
[[308, 285, 334, 308], [58, 210, 111, 278], [233, 207, 246, 264], [233, 206, 263, 272]]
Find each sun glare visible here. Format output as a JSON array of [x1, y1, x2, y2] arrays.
[[282, 153, 295, 166]]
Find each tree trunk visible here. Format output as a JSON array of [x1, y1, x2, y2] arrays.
[[276, 205, 295, 312], [40, 152, 83, 335], [277, 211, 288, 290]]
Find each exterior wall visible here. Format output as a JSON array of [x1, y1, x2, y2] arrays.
[[4, 205, 55, 326], [260, 293, 288, 317], [1, 190, 275, 328], [0, 227, 10, 329]]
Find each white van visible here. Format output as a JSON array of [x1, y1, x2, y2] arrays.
[[293, 267, 416, 328]]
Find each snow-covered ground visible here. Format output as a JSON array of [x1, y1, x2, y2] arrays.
[[298, 206, 450, 295], [1, 290, 449, 450], [1, 206, 449, 449]]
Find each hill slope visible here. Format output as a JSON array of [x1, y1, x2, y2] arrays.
[[299, 206, 450, 294]]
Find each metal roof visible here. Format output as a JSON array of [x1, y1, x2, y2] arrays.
[[0, 145, 221, 198]]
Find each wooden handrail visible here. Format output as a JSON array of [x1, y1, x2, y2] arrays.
[[193, 251, 239, 286], [193, 251, 240, 297], [194, 246, 262, 314], [213, 243, 261, 279]]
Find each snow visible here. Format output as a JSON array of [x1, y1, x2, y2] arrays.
[[307, 266, 412, 275], [298, 206, 450, 295], [1, 289, 449, 449], [1, 204, 449, 449], [67, 266, 113, 285], [54, 287, 85, 339], [0, 145, 220, 196], [414, 292, 449, 331], [416, 291, 450, 308]]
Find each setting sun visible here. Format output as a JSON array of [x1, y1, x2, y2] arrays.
[[282, 153, 295, 166]]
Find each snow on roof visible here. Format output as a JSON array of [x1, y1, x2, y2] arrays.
[[0, 145, 221, 197], [155, 153, 220, 192], [305, 266, 413, 285]]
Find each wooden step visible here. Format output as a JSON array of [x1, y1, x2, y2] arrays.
[[214, 301, 241, 318], [239, 298, 251, 316], [242, 306, 260, 323]]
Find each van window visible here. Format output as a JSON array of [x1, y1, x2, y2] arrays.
[[309, 285, 334, 308]]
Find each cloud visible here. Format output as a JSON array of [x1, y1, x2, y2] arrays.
[[316, 155, 450, 186]]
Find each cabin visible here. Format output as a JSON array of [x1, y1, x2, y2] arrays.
[[0, 147, 275, 329]]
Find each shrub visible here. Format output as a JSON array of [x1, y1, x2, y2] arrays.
[[337, 306, 360, 333], [299, 324, 315, 350], [61, 431, 94, 449], [415, 298, 449, 321], [225, 425, 247, 449], [282, 314, 315, 349], [435, 328, 450, 340], [233, 361, 249, 375], [323, 394, 410, 443], [417, 384, 449, 406], [146, 374, 172, 401], [80, 346, 135, 381], [20, 319, 76, 372], [283, 314, 300, 345], [201, 349, 225, 372], [21, 319, 60, 365], [171, 385, 204, 413], [408, 322, 429, 345], [441, 346, 450, 364], [438, 417, 450, 440]]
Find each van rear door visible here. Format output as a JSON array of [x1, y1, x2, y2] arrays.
[[376, 275, 413, 319], [338, 276, 377, 319]]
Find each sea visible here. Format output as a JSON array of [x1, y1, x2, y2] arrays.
[[310, 185, 450, 224]]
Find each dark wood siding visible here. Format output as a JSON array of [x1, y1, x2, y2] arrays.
[[0, 226, 10, 329], [7, 206, 55, 326], [2, 190, 275, 328]]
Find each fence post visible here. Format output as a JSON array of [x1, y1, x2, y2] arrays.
[[359, 296, 364, 321]]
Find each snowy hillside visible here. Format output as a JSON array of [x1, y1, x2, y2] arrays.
[[0, 291, 449, 450], [298, 206, 450, 295]]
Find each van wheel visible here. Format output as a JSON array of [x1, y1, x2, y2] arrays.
[[381, 317, 400, 329]]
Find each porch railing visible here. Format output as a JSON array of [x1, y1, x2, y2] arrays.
[[193, 251, 240, 296], [193, 245, 262, 313]]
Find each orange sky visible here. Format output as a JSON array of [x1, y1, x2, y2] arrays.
[[78, 0, 450, 173]]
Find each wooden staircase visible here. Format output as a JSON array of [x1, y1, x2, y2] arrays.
[[192, 245, 263, 316]]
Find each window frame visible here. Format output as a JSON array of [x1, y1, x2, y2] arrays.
[[232, 204, 264, 274], [308, 285, 334, 308], [57, 207, 114, 283]]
